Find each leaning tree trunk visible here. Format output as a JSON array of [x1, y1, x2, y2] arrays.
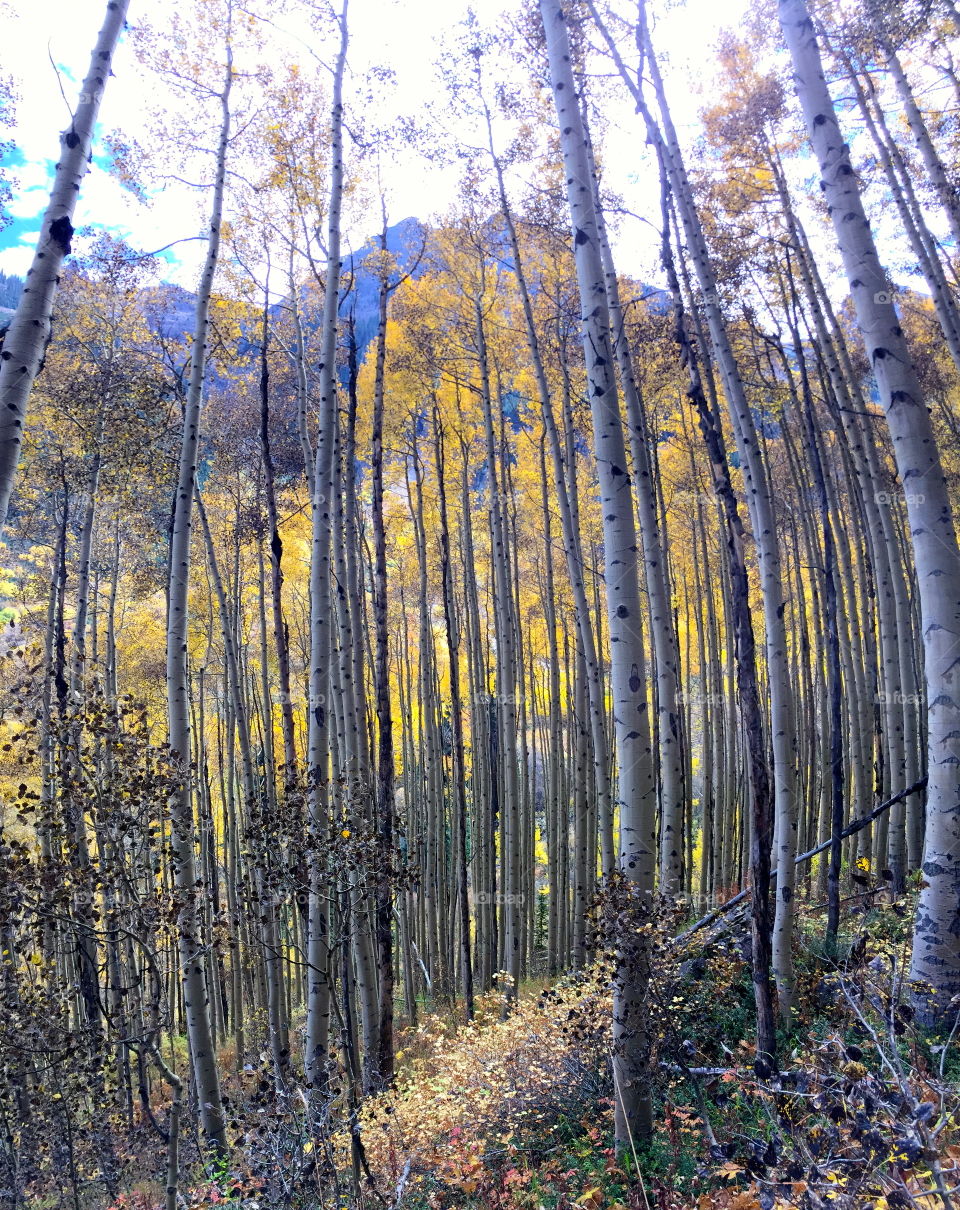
[[587, 143, 686, 894], [540, 0, 657, 1146], [842, 58, 960, 378], [641, 13, 795, 1033], [878, 34, 960, 259], [304, 0, 348, 1095], [482, 114, 616, 875], [0, 0, 130, 528], [780, 0, 960, 1021], [587, 0, 796, 1029], [164, 44, 232, 1156], [370, 213, 396, 1084], [659, 167, 778, 1072]]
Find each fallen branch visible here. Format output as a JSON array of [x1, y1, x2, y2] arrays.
[[659, 1063, 740, 1077], [675, 778, 928, 946]]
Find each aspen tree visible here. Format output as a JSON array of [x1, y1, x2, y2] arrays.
[[333, 345, 380, 1088], [164, 25, 232, 1155], [434, 405, 475, 1018], [0, 0, 130, 529], [782, 320, 845, 950], [257, 279, 298, 778], [305, 0, 348, 1093], [842, 57, 960, 377], [474, 300, 523, 1002], [409, 440, 444, 988], [370, 213, 396, 1083], [590, 0, 798, 1025], [479, 123, 616, 875], [875, 28, 960, 258], [585, 133, 686, 893], [539, 0, 656, 1142], [771, 160, 917, 875], [657, 165, 778, 1069], [457, 440, 497, 989], [780, 0, 960, 1019], [196, 491, 288, 1076]]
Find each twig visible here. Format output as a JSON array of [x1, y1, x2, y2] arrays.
[[675, 779, 927, 945], [612, 1065, 651, 1210], [392, 1158, 411, 1207]]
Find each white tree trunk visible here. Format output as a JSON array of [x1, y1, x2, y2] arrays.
[[780, 0, 960, 1020], [588, 153, 686, 894], [540, 0, 656, 1144], [165, 43, 232, 1155], [483, 118, 617, 874], [0, 0, 130, 528], [304, 0, 348, 1095]]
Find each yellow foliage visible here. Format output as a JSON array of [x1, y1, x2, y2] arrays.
[[345, 972, 611, 1189]]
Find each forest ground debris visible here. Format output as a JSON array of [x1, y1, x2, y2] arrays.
[[325, 901, 960, 1210]]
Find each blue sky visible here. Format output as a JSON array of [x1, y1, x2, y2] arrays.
[[1, 1, 184, 277], [1, 0, 750, 290]]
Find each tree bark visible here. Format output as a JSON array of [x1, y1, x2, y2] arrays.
[[780, 0, 960, 1020], [540, 0, 656, 1144], [0, 0, 131, 527], [304, 0, 348, 1094], [164, 35, 232, 1157]]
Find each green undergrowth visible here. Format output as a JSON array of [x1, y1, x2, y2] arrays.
[[101, 897, 960, 1210], [382, 896, 960, 1209]]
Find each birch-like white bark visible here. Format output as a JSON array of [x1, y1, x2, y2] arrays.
[[781, 0, 960, 1019], [540, 0, 656, 1143], [165, 39, 232, 1156], [0, 0, 130, 528], [304, 0, 348, 1094]]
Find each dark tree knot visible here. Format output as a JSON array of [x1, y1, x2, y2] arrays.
[[49, 216, 75, 256]]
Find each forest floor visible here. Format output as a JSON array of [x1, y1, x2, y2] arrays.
[[104, 891, 960, 1210]]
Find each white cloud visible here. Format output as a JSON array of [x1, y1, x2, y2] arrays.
[[4, 0, 751, 289]]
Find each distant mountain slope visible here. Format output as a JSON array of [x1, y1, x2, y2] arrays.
[[139, 218, 427, 370], [0, 270, 23, 313], [340, 216, 427, 356]]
